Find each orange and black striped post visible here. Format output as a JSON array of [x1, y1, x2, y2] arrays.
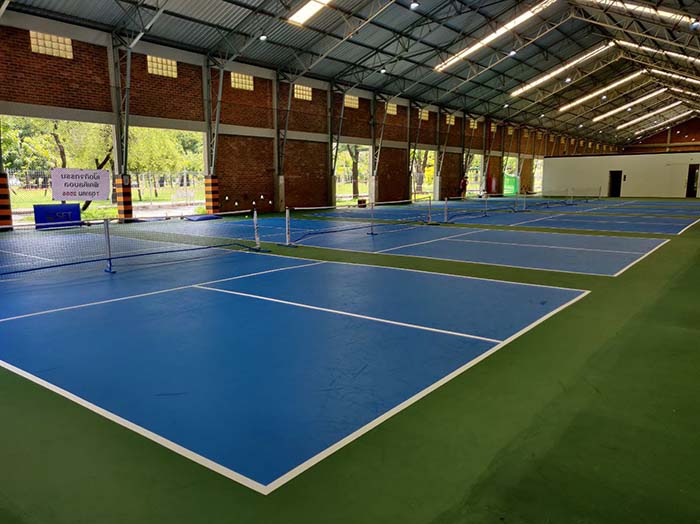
[[0, 170, 11, 230], [115, 176, 133, 221], [205, 176, 220, 214]]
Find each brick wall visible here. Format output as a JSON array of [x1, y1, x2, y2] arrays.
[[376, 103, 408, 142], [622, 118, 700, 154], [439, 152, 462, 200], [333, 93, 371, 139], [439, 115, 462, 148], [278, 83, 328, 134], [410, 109, 437, 145], [284, 140, 329, 207], [464, 121, 484, 151], [0, 26, 111, 111], [127, 52, 203, 121], [215, 135, 275, 212], [376, 147, 409, 202], [215, 70, 273, 129]]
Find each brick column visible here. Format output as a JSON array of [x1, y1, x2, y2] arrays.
[[115, 176, 133, 221], [205, 176, 220, 213], [0, 171, 11, 230]]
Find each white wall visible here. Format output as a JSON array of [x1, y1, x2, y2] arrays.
[[543, 152, 700, 198]]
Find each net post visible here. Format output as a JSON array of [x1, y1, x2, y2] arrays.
[[103, 218, 116, 274], [427, 197, 432, 223], [285, 207, 291, 246], [484, 193, 488, 216], [253, 208, 260, 249], [367, 201, 377, 236], [443, 198, 448, 222]]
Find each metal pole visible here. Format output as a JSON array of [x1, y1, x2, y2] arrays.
[[285, 207, 291, 246], [103, 219, 116, 273], [253, 208, 260, 249]]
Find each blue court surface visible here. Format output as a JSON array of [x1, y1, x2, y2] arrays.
[[0, 251, 587, 494], [0, 217, 671, 277], [135, 217, 667, 276], [313, 203, 700, 234], [445, 212, 698, 235]]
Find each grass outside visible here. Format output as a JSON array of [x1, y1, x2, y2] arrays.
[[10, 185, 205, 209], [1, 205, 699, 523]]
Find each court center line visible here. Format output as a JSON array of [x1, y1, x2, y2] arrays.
[[444, 238, 647, 255], [193, 285, 503, 344], [0, 261, 324, 324]]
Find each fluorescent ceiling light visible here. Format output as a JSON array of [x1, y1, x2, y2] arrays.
[[632, 110, 696, 136], [511, 41, 615, 97], [616, 40, 700, 66], [578, 0, 695, 27], [289, 0, 331, 25], [558, 70, 644, 111], [434, 0, 558, 72], [592, 88, 667, 122], [650, 69, 700, 86], [616, 100, 683, 129]]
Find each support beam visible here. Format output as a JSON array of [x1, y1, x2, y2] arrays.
[[0, 0, 11, 20], [110, 40, 133, 221]]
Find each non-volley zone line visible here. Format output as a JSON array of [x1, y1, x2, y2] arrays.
[[0, 255, 588, 494]]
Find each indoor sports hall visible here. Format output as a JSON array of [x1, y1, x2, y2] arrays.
[[1, 1, 699, 523]]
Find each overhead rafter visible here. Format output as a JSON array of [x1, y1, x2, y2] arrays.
[[571, 3, 700, 55]]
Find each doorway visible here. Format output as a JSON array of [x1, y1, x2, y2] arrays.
[[686, 164, 699, 198], [334, 144, 370, 205], [609, 170, 622, 197]]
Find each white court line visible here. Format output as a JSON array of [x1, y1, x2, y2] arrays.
[[552, 216, 690, 226], [0, 358, 268, 494], [510, 215, 560, 227], [0, 252, 590, 494], [375, 229, 487, 254], [0, 248, 54, 261], [357, 248, 614, 277], [677, 217, 700, 235], [612, 239, 671, 277], [444, 238, 646, 255], [250, 247, 589, 292], [0, 261, 324, 324], [258, 289, 590, 494], [193, 285, 502, 344]]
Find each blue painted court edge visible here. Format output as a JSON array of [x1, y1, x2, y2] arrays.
[[0, 255, 587, 493]]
